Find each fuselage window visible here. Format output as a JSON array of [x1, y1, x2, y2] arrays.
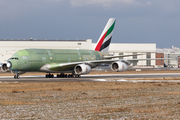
[[36, 53, 44, 54]]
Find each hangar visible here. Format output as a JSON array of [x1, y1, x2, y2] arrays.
[[0, 39, 157, 67]]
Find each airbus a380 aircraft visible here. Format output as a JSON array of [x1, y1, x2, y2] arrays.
[[1, 18, 160, 79]]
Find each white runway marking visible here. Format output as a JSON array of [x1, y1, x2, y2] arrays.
[[93, 79, 106, 81], [83, 73, 180, 77], [117, 79, 127, 82], [0, 76, 44, 78], [91, 79, 180, 83]]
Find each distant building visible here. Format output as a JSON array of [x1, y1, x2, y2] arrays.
[[156, 46, 180, 68], [92, 43, 156, 67], [0, 39, 157, 67], [156, 53, 164, 67]]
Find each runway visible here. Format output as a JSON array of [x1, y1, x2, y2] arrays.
[[0, 73, 180, 82]]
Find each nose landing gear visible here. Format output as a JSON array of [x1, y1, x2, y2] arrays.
[[14, 73, 19, 79], [11, 70, 26, 79]]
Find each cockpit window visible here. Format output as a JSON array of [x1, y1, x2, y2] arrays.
[[9, 57, 19, 60]]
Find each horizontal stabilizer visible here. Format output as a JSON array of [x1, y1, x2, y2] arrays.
[[127, 58, 175, 63], [103, 54, 143, 59]]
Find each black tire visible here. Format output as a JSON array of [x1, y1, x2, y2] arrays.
[[75, 74, 78, 78], [14, 75, 19, 79]]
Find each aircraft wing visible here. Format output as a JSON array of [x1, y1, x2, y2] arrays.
[[40, 59, 120, 72], [40, 58, 175, 72]]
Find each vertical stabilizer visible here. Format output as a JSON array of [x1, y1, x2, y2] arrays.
[[94, 18, 116, 53]]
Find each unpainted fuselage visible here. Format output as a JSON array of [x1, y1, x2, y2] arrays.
[[9, 49, 107, 72]]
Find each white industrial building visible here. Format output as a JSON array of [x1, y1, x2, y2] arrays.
[[0, 39, 157, 67]]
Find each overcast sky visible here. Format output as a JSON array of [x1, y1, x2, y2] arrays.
[[0, 0, 180, 48]]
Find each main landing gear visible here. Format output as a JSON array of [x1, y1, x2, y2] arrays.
[[45, 73, 54, 78], [45, 73, 80, 78]]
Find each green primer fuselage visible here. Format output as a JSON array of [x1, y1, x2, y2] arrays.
[[9, 49, 107, 72]]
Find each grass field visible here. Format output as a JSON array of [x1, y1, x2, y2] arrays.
[[1, 81, 180, 119]]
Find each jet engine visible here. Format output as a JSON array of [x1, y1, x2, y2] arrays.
[[74, 64, 91, 75], [111, 61, 128, 72], [1, 61, 12, 72]]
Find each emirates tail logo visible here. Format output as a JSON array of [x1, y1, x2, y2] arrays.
[[94, 18, 116, 53]]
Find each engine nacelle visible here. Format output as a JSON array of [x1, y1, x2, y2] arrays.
[[74, 64, 91, 75], [111, 61, 128, 72], [1, 62, 12, 72]]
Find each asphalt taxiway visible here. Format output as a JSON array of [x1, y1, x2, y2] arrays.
[[0, 73, 180, 82]]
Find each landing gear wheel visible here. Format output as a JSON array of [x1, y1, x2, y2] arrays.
[[46, 74, 48, 78], [57, 74, 60, 78], [60, 73, 64, 78], [68, 74, 72, 78], [65, 74, 67, 78], [45, 73, 54, 78], [51, 74, 54, 78], [75, 74, 79, 78], [56, 73, 76, 78]]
